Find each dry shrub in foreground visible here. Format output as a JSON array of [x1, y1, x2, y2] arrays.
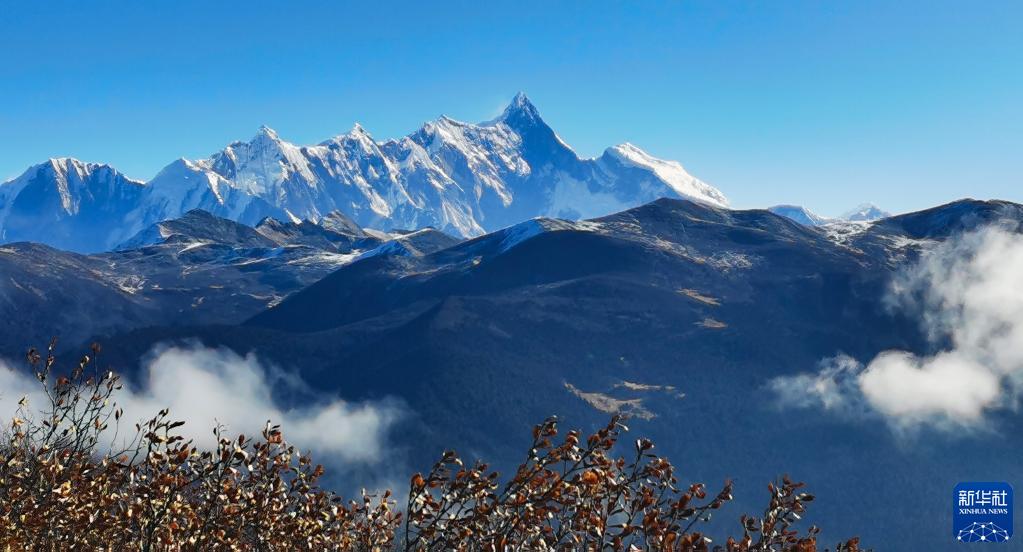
[[0, 344, 398, 551], [405, 416, 863, 552], [0, 345, 864, 551]]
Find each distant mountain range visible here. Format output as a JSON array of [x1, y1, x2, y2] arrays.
[[768, 203, 891, 226], [0, 93, 729, 253]]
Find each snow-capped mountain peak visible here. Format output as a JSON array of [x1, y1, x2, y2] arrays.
[[842, 203, 890, 222], [769, 203, 892, 226], [206, 125, 320, 197], [48, 157, 87, 181], [601, 143, 728, 208], [255, 124, 280, 141], [348, 122, 372, 138], [489, 91, 542, 128], [768, 204, 829, 226], [323, 123, 381, 155], [0, 158, 146, 251], [0, 93, 730, 252], [508, 91, 535, 111]]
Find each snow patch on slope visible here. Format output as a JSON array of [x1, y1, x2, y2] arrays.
[[822, 220, 873, 245]]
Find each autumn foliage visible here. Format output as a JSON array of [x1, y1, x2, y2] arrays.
[[404, 416, 862, 552], [0, 344, 864, 551]]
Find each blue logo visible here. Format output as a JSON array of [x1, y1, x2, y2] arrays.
[[954, 482, 1013, 543]]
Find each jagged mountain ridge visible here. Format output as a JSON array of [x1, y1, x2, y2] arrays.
[[0, 94, 727, 253]]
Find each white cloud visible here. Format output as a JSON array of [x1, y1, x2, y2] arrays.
[[858, 350, 1000, 423], [0, 343, 405, 466], [771, 226, 1023, 429], [768, 354, 864, 415], [0, 358, 46, 424]]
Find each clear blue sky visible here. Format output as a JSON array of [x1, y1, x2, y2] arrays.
[[1, 0, 1019, 217]]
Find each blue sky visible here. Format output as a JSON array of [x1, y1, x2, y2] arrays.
[[1, 0, 1019, 217]]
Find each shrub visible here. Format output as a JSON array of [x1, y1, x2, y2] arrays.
[[0, 343, 399, 550], [405, 415, 862, 552]]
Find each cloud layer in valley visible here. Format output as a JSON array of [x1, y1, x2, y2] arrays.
[[771, 226, 1023, 430], [0, 344, 405, 466]]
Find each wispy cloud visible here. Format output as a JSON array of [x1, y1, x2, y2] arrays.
[[1, 343, 406, 467], [770, 226, 1023, 430]]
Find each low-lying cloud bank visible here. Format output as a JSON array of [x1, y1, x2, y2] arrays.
[[771, 226, 1023, 430], [0, 344, 405, 466]]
